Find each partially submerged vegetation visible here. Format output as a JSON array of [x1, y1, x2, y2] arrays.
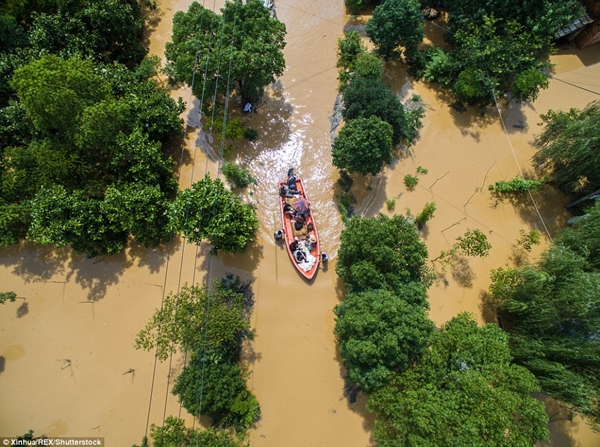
[[135, 276, 259, 444], [334, 213, 549, 446]]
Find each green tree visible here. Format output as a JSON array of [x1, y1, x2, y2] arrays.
[[221, 162, 255, 189], [135, 282, 250, 362], [332, 116, 393, 176], [334, 288, 434, 393], [444, 0, 581, 39], [368, 313, 550, 447], [415, 201, 435, 228], [337, 30, 365, 69], [488, 176, 545, 194], [28, 0, 147, 64], [165, 0, 286, 105], [172, 350, 259, 428], [489, 206, 600, 424], [450, 16, 550, 106], [365, 0, 424, 61], [103, 183, 171, 248], [170, 174, 258, 253], [143, 416, 244, 447], [455, 229, 491, 257], [27, 185, 127, 257], [533, 101, 600, 198], [353, 51, 384, 80], [336, 214, 429, 294], [11, 55, 111, 140], [342, 76, 409, 145]]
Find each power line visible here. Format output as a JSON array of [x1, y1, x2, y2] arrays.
[[548, 74, 600, 96]]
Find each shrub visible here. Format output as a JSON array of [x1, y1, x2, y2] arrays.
[[489, 176, 544, 194], [404, 174, 418, 190], [386, 199, 395, 211], [221, 162, 256, 189], [415, 202, 436, 227]]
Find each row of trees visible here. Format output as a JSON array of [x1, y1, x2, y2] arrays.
[[332, 31, 424, 177], [349, 0, 582, 107], [135, 277, 259, 444], [489, 200, 600, 426], [0, 0, 284, 256], [333, 213, 550, 445]]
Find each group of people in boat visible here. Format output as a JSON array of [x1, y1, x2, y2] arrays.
[[274, 169, 328, 270]]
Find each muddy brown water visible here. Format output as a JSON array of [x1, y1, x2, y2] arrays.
[[1, 1, 600, 446]]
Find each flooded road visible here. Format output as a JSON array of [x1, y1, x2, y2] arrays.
[[1, 1, 600, 446]]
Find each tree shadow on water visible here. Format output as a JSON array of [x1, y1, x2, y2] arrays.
[[536, 394, 583, 447], [0, 242, 70, 284], [451, 255, 475, 288], [479, 290, 498, 325], [16, 301, 28, 318], [66, 250, 132, 302], [334, 348, 377, 446]]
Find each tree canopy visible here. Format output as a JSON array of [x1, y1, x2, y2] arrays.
[[368, 313, 550, 447], [533, 100, 600, 199], [165, 0, 286, 105], [342, 76, 409, 145], [336, 214, 429, 295], [1, 55, 183, 255], [170, 174, 259, 253], [334, 287, 434, 393], [489, 201, 600, 425], [141, 416, 245, 447], [135, 282, 250, 362], [332, 116, 393, 176], [418, 0, 581, 106], [365, 0, 423, 61]]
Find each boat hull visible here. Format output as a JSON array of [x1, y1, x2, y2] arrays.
[[278, 178, 320, 280]]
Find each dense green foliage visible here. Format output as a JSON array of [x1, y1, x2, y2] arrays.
[[336, 214, 429, 295], [165, 0, 286, 105], [140, 416, 245, 447], [490, 201, 600, 425], [332, 116, 393, 176], [0, 0, 149, 107], [444, 0, 581, 39], [368, 313, 549, 447], [221, 162, 256, 189], [533, 101, 600, 199], [173, 350, 260, 428], [1, 54, 183, 255], [135, 282, 250, 361], [488, 176, 545, 194], [170, 175, 259, 253], [136, 278, 259, 430], [412, 0, 582, 106], [334, 288, 434, 393], [365, 0, 423, 61], [342, 76, 409, 146]]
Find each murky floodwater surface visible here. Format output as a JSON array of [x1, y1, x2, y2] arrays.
[[1, 1, 600, 446]]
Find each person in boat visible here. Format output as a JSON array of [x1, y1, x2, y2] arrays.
[[289, 238, 299, 252], [287, 174, 297, 190], [305, 233, 316, 251], [294, 249, 307, 263], [283, 202, 295, 215]]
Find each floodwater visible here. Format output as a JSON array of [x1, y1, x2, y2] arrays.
[[1, 1, 600, 446]]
